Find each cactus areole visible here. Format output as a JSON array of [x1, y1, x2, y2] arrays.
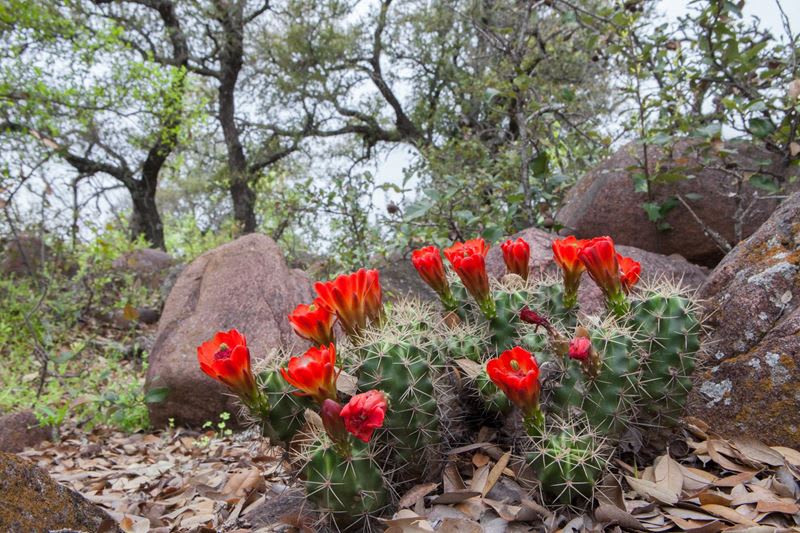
[[196, 234, 702, 526]]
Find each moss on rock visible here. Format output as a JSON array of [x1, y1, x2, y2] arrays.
[[0, 452, 118, 532]]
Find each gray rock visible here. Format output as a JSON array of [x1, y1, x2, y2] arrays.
[[112, 248, 176, 290], [688, 191, 800, 446], [0, 410, 51, 453], [144, 233, 314, 427], [556, 140, 798, 266]]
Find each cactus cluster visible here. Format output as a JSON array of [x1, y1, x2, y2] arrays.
[[196, 234, 702, 527]]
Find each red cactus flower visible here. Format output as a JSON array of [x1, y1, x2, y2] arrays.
[[320, 399, 348, 444], [280, 344, 339, 404], [551, 236, 588, 308], [412, 246, 455, 307], [568, 336, 592, 362], [314, 269, 383, 336], [340, 390, 388, 443], [197, 329, 258, 405], [577, 236, 619, 293], [486, 347, 541, 416], [444, 238, 494, 317], [501, 238, 531, 280], [617, 254, 641, 293], [288, 298, 336, 346]]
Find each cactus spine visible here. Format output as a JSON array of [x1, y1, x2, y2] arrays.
[[258, 369, 316, 445], [302, 438, 388, 527], [352, 335, 442, 477], [526, 418, 609, 506], [631, 288, 701, 425]]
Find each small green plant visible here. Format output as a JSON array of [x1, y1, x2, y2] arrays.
[[201, 412, 234, 439], [0, 227, 163, 435]]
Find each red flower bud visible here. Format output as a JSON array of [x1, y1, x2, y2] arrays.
[[552, 236, 588, 308], [197, 329, 258, 405], [568, 336, 592, 361], [320, 399, 348, 444], [314, 269, 383, 337], [444, 238, 494, 316], [288, 298, 335, 346], [486, 347, 541, 416], [501, 238, 530, 280], [411, 246, 451, 299], [280, 344, 339, 404], [340, 390, 387, 443], [617, 253, 641, 293], [520, 306, 551, 331]]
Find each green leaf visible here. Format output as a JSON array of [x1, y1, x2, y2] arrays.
[[484, 87, 501, 103], [52, 350, 75, 364], [748, 117, 775, 139], [481, 225, 504, 243], [376, 183, 402, 193], [748, 174, 780, 193], [642, 202, 663, 222], [633, 173, 649, 193], [649, 132, 672, 145], [144, 387, 170, 404], [660, 196, 678, 214], [694, 123, 722, 138], [530, 152, 549, 176], [641, 198, 677, 223], [404, 200, 433, 221]]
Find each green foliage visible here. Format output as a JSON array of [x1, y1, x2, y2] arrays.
[[605, 0, 799, 228], [0, 228, 164, 434], [163, 213, 237, 262]]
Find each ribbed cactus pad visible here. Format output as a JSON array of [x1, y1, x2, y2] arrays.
[[632, 291, 701, 425], [303, 439, 387, 525], [353, 338, 442, 475], [258, 370, 315, 445], [527, 421, 608, 506], [580, 326, 638, 435], [489, 289, 529, 350], [530, 281, 577, 328], [475, 370, 513, 416]]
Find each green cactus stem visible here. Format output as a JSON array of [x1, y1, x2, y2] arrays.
[[631, 291, 700, 426], [303, 438, 387, 527], [354, 339, 441, 476], [527, 422, 607, 506], [257, 370, 315, 446]]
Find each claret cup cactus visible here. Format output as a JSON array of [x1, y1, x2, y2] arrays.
[[196, 234, 702, 528]]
